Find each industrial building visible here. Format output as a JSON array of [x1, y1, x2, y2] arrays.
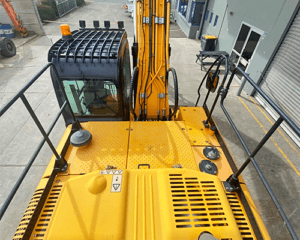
[[175, 0, 300, 146]]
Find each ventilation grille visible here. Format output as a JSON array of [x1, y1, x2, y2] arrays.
[[30, 184, 63, 239], [13, 189, 44, 240], [169, 174, 228, 229], [226, 193, 256, 240]]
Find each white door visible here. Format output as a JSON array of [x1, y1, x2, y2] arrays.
[[229, 23, 264, 82]]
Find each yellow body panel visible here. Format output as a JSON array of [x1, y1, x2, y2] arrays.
[[66, 122, 130, 174], [44, 169, 242, 240], [14, 107, 269, 240], [179, 107, 220, 146], [135, 0, 170, 119], [127, 121, 198, 170]]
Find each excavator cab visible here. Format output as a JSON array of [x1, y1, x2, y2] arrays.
[[48, 21, 131, 125]]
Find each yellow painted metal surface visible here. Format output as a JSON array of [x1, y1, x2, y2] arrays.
[[192, 146, 233, 182], [14, 108, 269, 240], [135, 0, 170, 119], [66, 122, 130, 174], [43, 169, 242, 240], [127, 121, 198, 170], [179, 107, 220, 146]]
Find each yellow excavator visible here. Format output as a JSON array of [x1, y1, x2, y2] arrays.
[[1, 0, 299, 239]]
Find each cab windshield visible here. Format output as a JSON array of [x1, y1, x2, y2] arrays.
[[62, 79, 120, 117]]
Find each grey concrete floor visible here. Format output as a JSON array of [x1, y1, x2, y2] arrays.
[[1, 1, 300, 240]]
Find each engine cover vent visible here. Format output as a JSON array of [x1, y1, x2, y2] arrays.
[[13, 189, 44, 240], [170, 174, 227, 228]]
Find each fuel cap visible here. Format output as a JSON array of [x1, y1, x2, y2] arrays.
[[203, 146, 220, 160], [70, 130, 92, 147], [199, 160, 218, 175]]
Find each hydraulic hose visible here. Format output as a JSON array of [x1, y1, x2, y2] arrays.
[[130, 66, 139, 120], [167, 67, 178, 119]]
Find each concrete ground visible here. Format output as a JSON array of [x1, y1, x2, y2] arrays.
[[1, 1, 300, 239]]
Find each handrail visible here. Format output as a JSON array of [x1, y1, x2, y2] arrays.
[[195, 54, 229, 108], [195, 54, 229, 127], [0, 63, 78, 220], [220, 66, 299, 240]]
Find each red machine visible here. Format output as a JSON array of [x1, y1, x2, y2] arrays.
[[0, 0, 28, 37]]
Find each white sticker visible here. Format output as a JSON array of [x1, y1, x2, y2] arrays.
[[111, 175, 122, 193]]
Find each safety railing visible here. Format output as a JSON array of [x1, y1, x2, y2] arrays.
[[221, 67, 299, 240], [196, 60, 299, 239], [0, 62, 79, 220], [195, 54, 229, 126]]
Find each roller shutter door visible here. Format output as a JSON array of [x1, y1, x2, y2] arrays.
[[255, 8, 300, 147]]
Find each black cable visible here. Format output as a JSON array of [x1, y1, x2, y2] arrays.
[[130, 66, 139, 120], [138, 0, 146, 110], [142, 0, 152, 119], [167, 68, 178, 119]]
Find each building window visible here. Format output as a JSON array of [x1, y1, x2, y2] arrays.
[[179, 0, 188, 18], [206, 10, 209, 20], [209, 12, 213, 23], [214, 15, 219, 27]]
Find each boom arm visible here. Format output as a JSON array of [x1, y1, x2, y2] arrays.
[[134, 0, 171, 120]]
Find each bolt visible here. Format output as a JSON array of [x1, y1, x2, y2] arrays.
[[56, 180, 60, 183], [189, 128, 192, 130], [230, 187, 233, 191], [182, 128, 185, 130], [205, 164, 212, 170], [193, 140, 196, 143]]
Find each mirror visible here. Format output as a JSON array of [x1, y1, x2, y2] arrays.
[[206, 71, 219, 93]]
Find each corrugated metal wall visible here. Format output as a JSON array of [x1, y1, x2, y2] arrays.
[[256, 8, 300, 146]]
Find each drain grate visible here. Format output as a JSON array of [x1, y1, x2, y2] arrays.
[[169, 174, 228, 229], [226, 193, 256, 240]]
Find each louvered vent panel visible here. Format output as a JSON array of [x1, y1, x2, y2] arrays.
[[30, 185, 63, 239], [169, 174, 228, 229], [13, 189, 44, 240], [226, 193, 256, 240]]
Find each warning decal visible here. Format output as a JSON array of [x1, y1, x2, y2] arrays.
[[111, 175, 122, 193]]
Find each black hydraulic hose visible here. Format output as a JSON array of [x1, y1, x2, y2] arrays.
[[143, 0, 153, 120], [130, 66, 139, 120], [167, 68, 178, 119]]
